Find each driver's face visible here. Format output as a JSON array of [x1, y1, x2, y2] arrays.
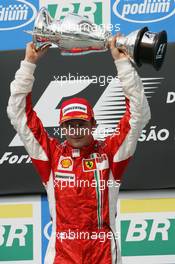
[[61, 119, 95, 148]]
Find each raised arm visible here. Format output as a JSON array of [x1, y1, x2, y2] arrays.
[[105, 36, 151, 181], [7, 43, 58, 185]]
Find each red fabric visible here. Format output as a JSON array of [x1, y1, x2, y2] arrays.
[[105, 98, 131, 181], [59, 97, 94, 124], [26, 93, 59, 183], [25, 94, 132, 263]]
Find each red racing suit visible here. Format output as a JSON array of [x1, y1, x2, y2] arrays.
[[7, 58, 151, 264]]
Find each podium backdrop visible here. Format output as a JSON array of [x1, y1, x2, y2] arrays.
[[0, 44, 175, 194], [0, 0, 175, 194]]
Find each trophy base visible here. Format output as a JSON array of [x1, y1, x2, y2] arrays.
[[133, 27, 167, 71], [152, 31, 167, 71], [133, 27, 148, 68]]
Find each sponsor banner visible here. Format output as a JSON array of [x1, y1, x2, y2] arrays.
[[39, 0, 111, 27], [117, 191, 175, 263], [166, 91, 175, 104], [0, 0, 39, 51], [0, 196, 41, 263], [1, 192, 174, 264], [111, 0, 175, 42]]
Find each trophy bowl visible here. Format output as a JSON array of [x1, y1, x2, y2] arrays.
[[25, 7, 167, 70]]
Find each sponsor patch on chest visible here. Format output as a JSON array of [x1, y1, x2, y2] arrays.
[[82, 154, 109, 172], [83, 158, 97, 172], [96, 154, 109, 170], [55, 172, 75, 182], [58, 156, 73, 171]]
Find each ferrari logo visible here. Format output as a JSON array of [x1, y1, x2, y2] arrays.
[[85, 161, 94, 169], [83, 159, 96, 171]]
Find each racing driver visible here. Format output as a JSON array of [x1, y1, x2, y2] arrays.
[[7, 36, 151, 264]]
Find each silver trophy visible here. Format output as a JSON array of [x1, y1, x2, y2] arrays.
[[26, 7, 167, 70]]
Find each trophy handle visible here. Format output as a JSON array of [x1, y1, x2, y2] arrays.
[[24, 30, 52, 50], [33, 36, 52, 50]]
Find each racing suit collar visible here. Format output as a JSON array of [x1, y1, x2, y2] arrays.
[[65, 138, 98, 158]]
